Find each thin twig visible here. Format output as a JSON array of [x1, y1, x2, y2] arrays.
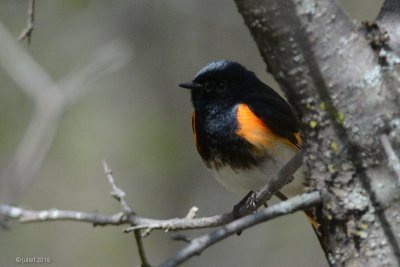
[[18, 0, 35, 43], [102, 161, 152, 267], [185, 207, 199, 219], [134, 231, 152, 267], [102, 161, 132, 213], [160, 191, 322, 267], [380, 134, 400, 182]]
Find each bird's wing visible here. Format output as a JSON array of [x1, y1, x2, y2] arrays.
[[240, 90, 302, 150]]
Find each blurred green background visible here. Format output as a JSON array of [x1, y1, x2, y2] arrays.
[[0, 1, 383, 266]]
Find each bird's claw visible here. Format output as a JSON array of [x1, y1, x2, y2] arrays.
[[233, 191, 258, 219]]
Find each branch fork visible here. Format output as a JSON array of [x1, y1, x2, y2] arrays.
[[0, 152, 319, 267]]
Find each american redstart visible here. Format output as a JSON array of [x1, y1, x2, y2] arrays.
[[179, 60, 304, 199]]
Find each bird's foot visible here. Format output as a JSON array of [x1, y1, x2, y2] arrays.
[[232, 191, 258, 236], [233, 191, 257, 220]]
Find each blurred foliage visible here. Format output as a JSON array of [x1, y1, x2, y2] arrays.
[[0, 0, 382, 266]]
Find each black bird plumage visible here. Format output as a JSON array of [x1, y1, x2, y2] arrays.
[[180, 60, 301, 193]]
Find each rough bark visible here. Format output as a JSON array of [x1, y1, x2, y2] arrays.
[[377, 0, 400, 56], [234, 0, 400, 266]]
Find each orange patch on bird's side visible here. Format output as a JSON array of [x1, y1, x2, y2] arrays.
[[236, 104, 300, 151], [236, 104, 275, 148]]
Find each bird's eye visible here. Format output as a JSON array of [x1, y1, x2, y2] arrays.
[[216, 81, 227, 93], [203, 82, 212, 93]]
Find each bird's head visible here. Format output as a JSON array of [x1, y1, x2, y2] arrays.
[[179, 60, 258, 108]]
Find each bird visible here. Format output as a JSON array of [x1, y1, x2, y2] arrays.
[[179, 60, 303, 200]]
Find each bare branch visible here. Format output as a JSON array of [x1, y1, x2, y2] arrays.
[[380, 134, 400, 182], [125, 214, 232, 233], [0, 205, 127, 225], [102, 161, 133, 214], [184, 207, 199, 219], [0, 107, 63, 203], [160, 192, 322, 267], [125, 150, 303, 233], [0, 150, 306, 267], [0, 151, 309, 267], [0, 20, 131, 204], [0, 21, 54, 101], [0, 191, 321, 267], [18, 0, 35, 43], [134, 231, 153, 267], [0, 150, 304, 234], [249, 150, 303, 212], [102, 161, 152, 267], [0, 203, 224, 230]]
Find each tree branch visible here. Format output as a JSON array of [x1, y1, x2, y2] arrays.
[[160, 192, 322, 267], [0, 21, 54, 101], [0, 204, 222, 230], [234, 0, 400, 265], [102, 161, 133, 214], [0, 205, 126, 225], [102, 161, 151, 267], [0, 150, 303, 232], [250, 150, 303, 209], [0, 20, 131, 204], [0, 191, 321, 267], [235, 0, 389, 151], [0, 151, 307, 267], [18, 0, 35, 43], [125, 150, 304, 233]]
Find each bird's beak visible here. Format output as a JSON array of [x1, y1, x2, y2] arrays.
[[179, 82, 202, 90]]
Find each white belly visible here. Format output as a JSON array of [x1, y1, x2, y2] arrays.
[[209, 144, 304, 196]]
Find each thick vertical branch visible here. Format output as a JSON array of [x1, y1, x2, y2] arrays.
[[234, 0, 400, 266]]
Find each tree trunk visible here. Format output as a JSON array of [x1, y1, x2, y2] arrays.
[[234, 0, 400, 266]]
